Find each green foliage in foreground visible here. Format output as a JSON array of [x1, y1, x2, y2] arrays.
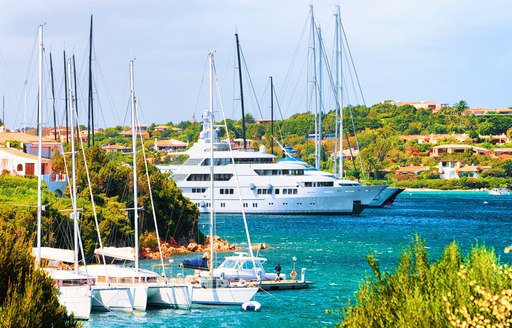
[[0, 223, 79, 327], [333, 236, 512, 327]]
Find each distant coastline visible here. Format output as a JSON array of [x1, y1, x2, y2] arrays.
[[403, 188, 487, 193]]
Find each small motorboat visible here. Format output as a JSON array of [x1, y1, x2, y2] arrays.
[[241, 301, 261, 312]]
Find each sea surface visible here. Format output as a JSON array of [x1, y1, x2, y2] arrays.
[[84, 191, 512, 327]]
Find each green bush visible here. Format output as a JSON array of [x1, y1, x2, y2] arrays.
[[0, 224, 79, 327], [333, 236, 512, 327]]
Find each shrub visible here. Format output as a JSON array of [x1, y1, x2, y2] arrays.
[[332, 235, 512, 327], [0, 224, 79, 327]]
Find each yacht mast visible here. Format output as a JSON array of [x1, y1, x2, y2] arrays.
[[49, 53, 57, 141], [317, 25, 323, 170], [130, 59, 139, 271], [208, 53, 215, 275], [87, 15, 94, 147], [235, 33, 246, 150], [335, 6, 344, 178], [270, 76, 274, 154], [309, 6, 320, 169], [36, 24, 44, 265], [67, 58, 79, 274], [63, 50, 69, 143]]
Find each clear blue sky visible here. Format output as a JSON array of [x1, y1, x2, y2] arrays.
[[1, 0, 511, 131]]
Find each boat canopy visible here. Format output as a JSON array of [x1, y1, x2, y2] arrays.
[[32, 247, 75, 263], [94, 247, 136, 261]]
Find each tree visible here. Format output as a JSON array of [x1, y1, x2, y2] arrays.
[[0, 223, 78, 327]]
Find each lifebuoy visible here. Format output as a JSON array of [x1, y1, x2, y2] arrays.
[[290, 268, 297, 279]]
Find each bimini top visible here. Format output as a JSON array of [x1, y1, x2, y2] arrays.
[[94, 247, 136, 262], [32, 247, 75, 263]]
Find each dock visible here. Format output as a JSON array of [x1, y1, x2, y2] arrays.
[[259, 280, 313, 291]]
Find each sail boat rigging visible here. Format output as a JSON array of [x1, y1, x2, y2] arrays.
[[33, 25, 93, 320]]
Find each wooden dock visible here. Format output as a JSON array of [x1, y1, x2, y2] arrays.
[[259, 280, 313, 291]]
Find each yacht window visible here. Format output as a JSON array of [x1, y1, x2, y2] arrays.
[[242, 262, 255, 270], [219, 260, 237, 269], [275, 189, 279, 194]]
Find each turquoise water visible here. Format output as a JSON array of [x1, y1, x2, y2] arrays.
[[85, 191, 512, 327]]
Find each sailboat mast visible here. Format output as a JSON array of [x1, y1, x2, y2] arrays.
[[235, 33, 246, 150], [317, 25, 323, 170], [336, 6, 344, 178], [87, 15, 94, 147], [67, 58, 79, 273], [208, 53, 214, 275], [309, 6, 319, 170], [36, 24, 43, 265], [130, 60, 139, 271], [63, 50, 69, 144], [50, 53, 57, 141], [270, 76, 274, 154], [72, 55, 79, 139]]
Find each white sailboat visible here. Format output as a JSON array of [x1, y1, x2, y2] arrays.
[[188, 53, 259, 306], [32, 25, 92, 320], [83, 59, 190, 311]]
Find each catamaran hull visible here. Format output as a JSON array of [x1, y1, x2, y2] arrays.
[[129, 285, 148, 312], [147, 285, 191, 309], [190, 286, 258, 306], [58, 286, 92, 320], [90, 286, 133, 312]]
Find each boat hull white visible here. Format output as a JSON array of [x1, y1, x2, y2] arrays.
[[90, 286, 133, 312], [57, 285, 92, 320], [190, 286, 258, 306], [130, 285, 148, 312], [147, 284, 191, 309]]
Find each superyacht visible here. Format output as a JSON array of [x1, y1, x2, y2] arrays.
[[157, 111, 385, 215]]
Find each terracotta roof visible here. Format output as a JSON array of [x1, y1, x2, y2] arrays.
[[394, 166, 429, 174], [0, 132, 59, 145], [156, 139, 187, 147], [0, 147, 52, 162]]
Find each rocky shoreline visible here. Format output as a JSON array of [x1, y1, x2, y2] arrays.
[[141, 235, 269, 260]]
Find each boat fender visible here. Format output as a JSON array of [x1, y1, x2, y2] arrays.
[[290, 268, 297, 279], [241, 301, 261, 312]]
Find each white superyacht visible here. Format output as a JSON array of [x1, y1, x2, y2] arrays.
[[158, 111, 385, 215]]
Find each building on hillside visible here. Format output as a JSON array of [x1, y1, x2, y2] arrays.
[[393, 166, 430, 175], [333, 148, 360, 161], [119, 124, 150, 139], [231, 138, 256, 150], [0, 146, 67, 196], [0, 131, 61, 159], [101, 144, 131, 153], [437, 160, 489, 179], [430, 144, 490, 158], [493, 148, 512, 158], [466, 108, 512, 116], [154, 139, 187, 152], [401, 133, 470, 145], [478, 133, 509, 145], [390, 101, 448, 113]]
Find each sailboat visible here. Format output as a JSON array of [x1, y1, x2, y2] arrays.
[[32, 25, 92, 320], [82, 60, 190, 311], [187, 53, 259, 306]]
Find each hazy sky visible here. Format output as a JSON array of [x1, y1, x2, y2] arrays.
[[1, 0, 511, 131]]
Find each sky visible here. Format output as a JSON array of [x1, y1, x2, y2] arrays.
[[1, 0, 512, 131]]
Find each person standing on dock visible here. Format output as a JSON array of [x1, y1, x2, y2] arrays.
[[275, 262, 282, 281]]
